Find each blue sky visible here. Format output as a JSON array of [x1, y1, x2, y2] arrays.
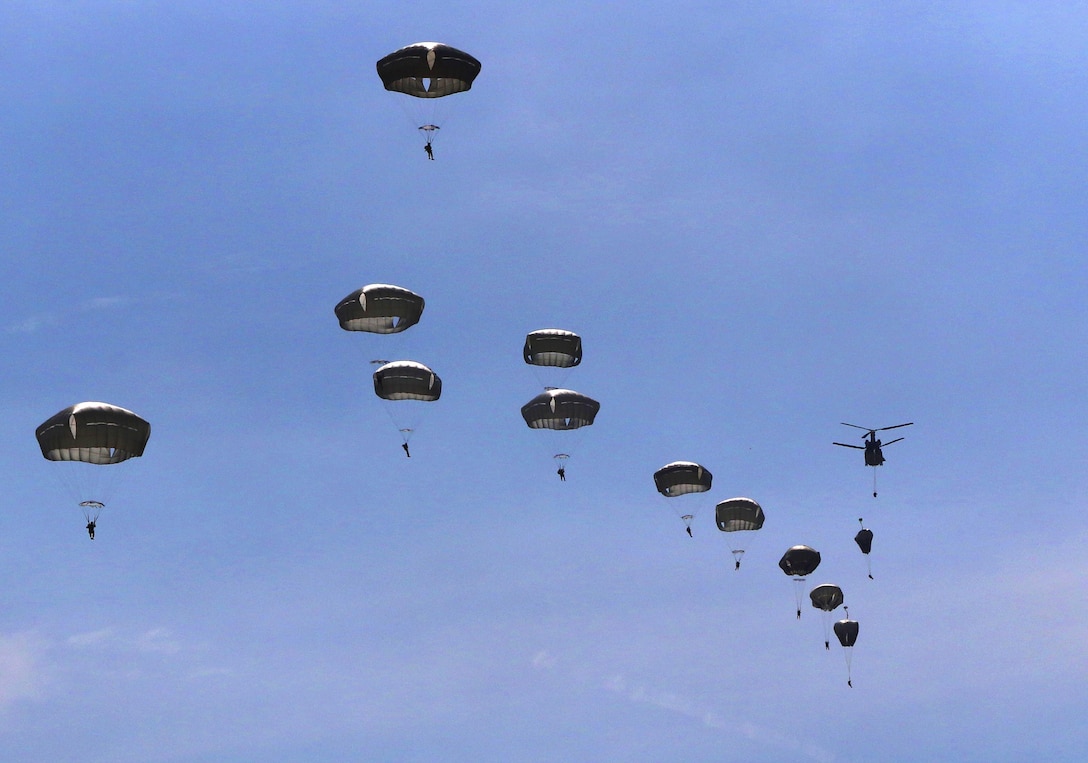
[[2, 2, 1087, 761]]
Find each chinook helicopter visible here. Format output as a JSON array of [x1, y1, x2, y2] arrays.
[[834, 422, 912, 496]]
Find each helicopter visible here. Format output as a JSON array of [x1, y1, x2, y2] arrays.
[[834, 422, 912, 496]]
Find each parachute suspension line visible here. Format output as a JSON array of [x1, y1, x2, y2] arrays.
[[793, 578, 807, 620], [732, 549, 744, 571], [872, 469, 878, 498], [842, 606, 854, 688]]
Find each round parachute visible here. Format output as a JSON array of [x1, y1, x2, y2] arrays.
[[373, 361, 442, 401], [653, 462, 713, 497], [335, 284, 424, 334], [523, 329, 582, 369], [37, 402, 150, 464], [377, 43, 481, 98], [36, 402, 151, 531], [779, 545, 821, 619], [715, 497, 764, 569], [521, 388, 599, 479], [521, 388, 599, 430]]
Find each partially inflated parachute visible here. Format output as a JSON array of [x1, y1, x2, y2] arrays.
[[335, 284, 424, 334], [779, 545, 821, 619], [834, 614, 860, 687], [809, 583, 845, 649], [854, 518, 874, 580], [715, 497, 764, 569], [36, 402, 151, 533]]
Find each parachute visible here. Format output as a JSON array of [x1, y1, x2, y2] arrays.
[[376, 42, 481, 153], [834, 613, 860, 687], [854, 518, 874, 579], [715, 497, 764, 569], [335, 284, 424, 334], [521, 388, 599, 479], [809, 583, 845, 649], [652, 462, 712, 537], [779, 545, 821, 619], [36, 402, 151, 534], [524, 329, 582, 369], [372, 361, 441, 454]]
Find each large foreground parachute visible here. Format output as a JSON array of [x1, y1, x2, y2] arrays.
[[779, 545, 822, 619], [715, 497, 765, 569], [36, 402, 151, 535], [376, 42, 481, 155], [335, 284, 424, 334]]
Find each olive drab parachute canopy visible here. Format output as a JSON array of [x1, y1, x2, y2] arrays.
[[855, 518, 874, 579], [809, 583, 845, 650], [524, 329, 582, 369], [653, 462, 712, 537], [653, 462, 712, 497], [372, 361, 441, 455], [521, 388, 598, 430], [779, 545, 822, 619], [377, 43, 481, 98], [834, 612, 860, 687], [335, 284, 424, 334], [36, 402, 151, 533], [715, 497, 765, 570], [376, 42, 481, 155], [521, 388, 599, 479]]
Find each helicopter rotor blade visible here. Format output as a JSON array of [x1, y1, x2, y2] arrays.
[[840, 423, 870, 431], [833, 442, 865, 450], [881, 436, 906, 446], [876, 422, 913, 432]]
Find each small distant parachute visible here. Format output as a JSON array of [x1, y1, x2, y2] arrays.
[[36, 402, 151, 534], [653, 462, 712, 537], [373, 361, 441, 455], [779, 545, 822, 619], [376, 42, 481, 154], [524, 329, 582, 368], [809, 583, 845, 649], [855, 518, 874, 579], [715, 497, 764, 570], [335, 284, 424, 334], [521, 388, 599, 479], [834, 612, 860, 687]]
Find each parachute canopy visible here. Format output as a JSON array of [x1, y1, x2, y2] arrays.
[[715, 497, 764, 531], [521, 389, 599, 430], [653, 461, 712, 497], [834, 619, 859, 647], [373, 361, 442, 401], [779, 545, 821, 577], [524, 329, 582, 368], [335, 284, 424, 334], [36, 402, 151, 464], [809, 584, 844, 612], [377, 42, 481, 98], [855, 527, 873, 555]]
